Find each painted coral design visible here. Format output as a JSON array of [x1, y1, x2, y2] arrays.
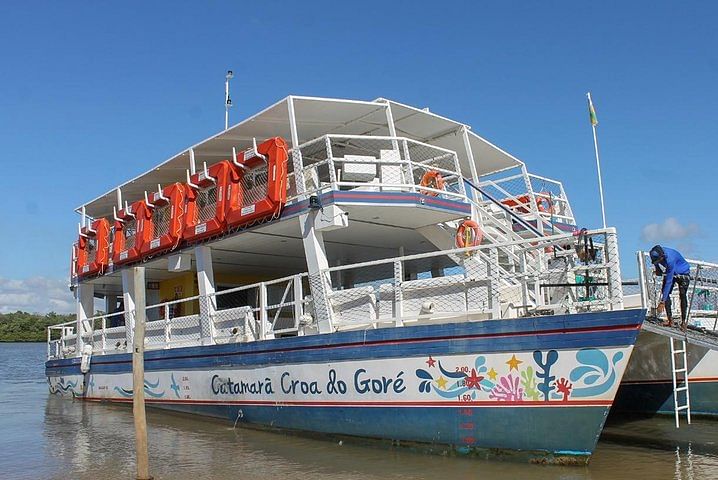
[[489, 374, 524, 402], [555, 377, 573, 401], [416, 348, 621, 403], [520, 366, 540, 401]]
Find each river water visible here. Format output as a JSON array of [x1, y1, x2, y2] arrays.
[[2, 343, 716, 480]]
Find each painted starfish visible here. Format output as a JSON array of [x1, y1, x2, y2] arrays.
[[426, 356, 437, 368], [464, 368, 484, 390], [506, 354, 523, 371]]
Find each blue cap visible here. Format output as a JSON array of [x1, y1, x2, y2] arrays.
[[649, 245, 663, 264]]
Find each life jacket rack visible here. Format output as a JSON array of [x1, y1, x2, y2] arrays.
[[73, 137, 289, 279], [74, 218, 111, 278], [112, 200, 146, 265], [183, 160, 239, 243], [226, 137, 288, 228], [140, 183, 187, 256]]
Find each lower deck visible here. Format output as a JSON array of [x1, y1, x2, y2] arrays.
[[49, 228, 625, 360]]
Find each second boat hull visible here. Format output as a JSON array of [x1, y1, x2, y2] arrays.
[[616, 328, 718, 416]]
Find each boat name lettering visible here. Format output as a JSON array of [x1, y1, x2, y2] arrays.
[[210, 374, 274, 395], [281, 372, 323, 395], [326, 369, 348, 394], [354, 369, 406, 395]]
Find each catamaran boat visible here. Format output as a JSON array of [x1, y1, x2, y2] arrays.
[[46, 96, 644, 464]]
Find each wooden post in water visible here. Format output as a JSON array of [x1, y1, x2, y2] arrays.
[[131, 266, 152, 480]]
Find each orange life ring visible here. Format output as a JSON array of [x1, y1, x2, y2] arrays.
[[419, 170, 445, 196], [536, 192, 555, 214], [455, 220, 483, 248]]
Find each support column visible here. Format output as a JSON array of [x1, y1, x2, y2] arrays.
[[489, 248, 502, 319], [194, 245, 217, 344], [121, 269, 136, 353], [300, 211, 334, 333], [393, 260, 404, 326], [605, 228, 624, 311], [75, 283, 94, 356], [637, 251, 649, 310], [384, 101, 399, 150], [521, 164, 544, 235], [129, 266, 152, 480], [287, 96, 306, 201], [461, 126, 481, 185], [462, 126, 481, 223]]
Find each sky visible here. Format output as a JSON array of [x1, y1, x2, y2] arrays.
[[0, 1, 716, 313]]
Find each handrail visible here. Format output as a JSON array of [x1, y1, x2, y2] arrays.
[[527, 172, 565, 185], [686, 257, 718, 269], [48, 320, 79, 329], [324, 228, 613, 274], [146, 295, 201, 310], [463, 178, 543, 237], [209, 272, 307, 298]]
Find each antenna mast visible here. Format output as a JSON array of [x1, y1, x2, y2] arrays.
[[225, 70, 234, 130]]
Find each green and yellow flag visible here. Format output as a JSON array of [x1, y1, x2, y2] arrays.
[[587, 93, 598, 126]]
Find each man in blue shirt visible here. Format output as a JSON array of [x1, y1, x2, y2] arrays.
[[650, 245, 691, 329]]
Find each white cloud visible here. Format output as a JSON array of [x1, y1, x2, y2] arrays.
[[640, 217, 701, 254], [0, 276, 74, 314], [641, 217, 700, 242]]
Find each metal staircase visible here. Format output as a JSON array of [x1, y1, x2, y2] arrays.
[[463, 181, 547, 308], [421, 178, 585, 316], [669, 336, 692, 428]]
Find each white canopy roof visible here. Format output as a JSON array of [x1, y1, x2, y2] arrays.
[[78, 95, 524, 218]]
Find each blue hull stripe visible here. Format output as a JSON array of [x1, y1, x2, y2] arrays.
[[47, 310, 643, 376]]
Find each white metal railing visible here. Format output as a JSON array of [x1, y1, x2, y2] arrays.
[[476, 168, 576, 235], [528, 173, 575, 224], [638, 251, 718, 330], [47, 319, 77, 359], [144, 294, 202, 348], [318, 228, 622, 331], [286, 134, 467, 203], [49, 229, 624, 360]]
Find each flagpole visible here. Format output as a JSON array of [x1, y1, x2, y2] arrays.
[[587, 92, 607, 229]]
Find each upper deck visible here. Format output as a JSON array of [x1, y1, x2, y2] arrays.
[[71, 96, 575, 290]]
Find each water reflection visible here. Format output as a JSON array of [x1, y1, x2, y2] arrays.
[[40, 395, 718, 480], [3, 344, 718, 480]]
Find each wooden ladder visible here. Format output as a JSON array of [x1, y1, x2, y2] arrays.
[[669, 336, 691, 428]]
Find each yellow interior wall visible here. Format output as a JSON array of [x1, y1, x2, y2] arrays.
[[158, 272, 199, 315], [156, 271, 271, 315]]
